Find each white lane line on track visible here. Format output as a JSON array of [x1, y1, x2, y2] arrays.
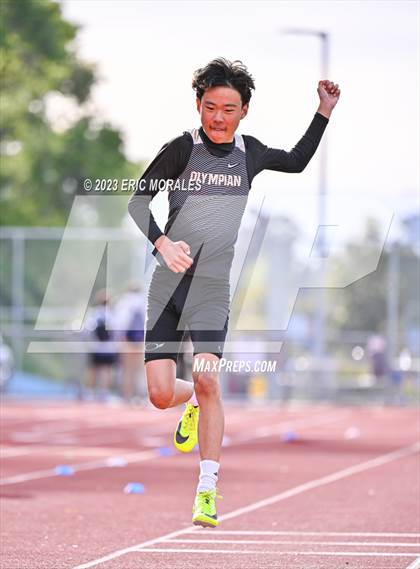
[[1, 405, 320, 444], [406, 558, 420, 568], [0, 450, 157, 485], [0, 444, 158, 459], [1, 409, 347, 486], [2, 406, 328, 446], [6, 412, 167, 436], [1, 403, 313, 425], [187, 530, 420, 538], [232, 410, 350, 444], [71, 441, 419, 569], [166, 539, 420, 547], [3, 412, 278, 447], [125, 548, 420, 558], [0, 446, 37, 458], [2, 407, 188, 440], [217, 442, 420, 524]]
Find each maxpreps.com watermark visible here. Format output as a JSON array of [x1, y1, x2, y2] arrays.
[[193, 358, 277, 374]]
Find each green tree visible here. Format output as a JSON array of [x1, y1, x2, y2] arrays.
[[328, 219, 420, 336], [0, 0, 139, 226]]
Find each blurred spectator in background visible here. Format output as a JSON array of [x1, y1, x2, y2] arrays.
[[367, 334, 389, 384], [114, 283, 146, 404], [84, 289, 118, 401], [386, 347, 412, 406]]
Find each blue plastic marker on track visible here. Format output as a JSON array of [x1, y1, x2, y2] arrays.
[[123, 482, 145, 494], [282, 430, 297, 442], [54, 464, 75, 476], [156, 447, 174, 457]]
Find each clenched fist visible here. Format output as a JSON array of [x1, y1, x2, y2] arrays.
[[317, 80, 340, 118], [155, 236, 193, 274]]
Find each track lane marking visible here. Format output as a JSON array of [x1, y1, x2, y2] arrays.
[[0, 445, 137, 459], [0, 450, 157, 485], [1, 409, 347, 486], [232, 410, 350, 444], [1, 403, 318, 428], [217, 442, 420, 524], [4, 412, 168, 436], [187, 530, 420, 537], [72, 441, 419, 569], [0, 446, 37, 458], [131, 548, 420, 557], [166, 538, 420, 547], [406, 558, 420, 568]]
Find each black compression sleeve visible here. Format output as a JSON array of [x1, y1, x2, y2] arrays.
[[128, 133, 192, 245], [244, 112, 329, 183]]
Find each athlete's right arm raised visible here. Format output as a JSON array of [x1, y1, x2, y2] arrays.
[[128, 135, 194, 273]]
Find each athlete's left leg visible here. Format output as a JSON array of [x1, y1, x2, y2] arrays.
[[189, 352, 224, 527], [192, 353, 224, 461], [173, 277, 229, 526]]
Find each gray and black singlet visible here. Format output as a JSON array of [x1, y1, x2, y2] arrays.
[[128, 113, 329, 361], [129, 112, 329, 279]]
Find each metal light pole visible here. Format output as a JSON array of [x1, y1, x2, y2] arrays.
[[279, 28, 330, 380], [387, 242, 400, 369]]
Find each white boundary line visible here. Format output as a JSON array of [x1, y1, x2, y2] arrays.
[[0, 445, 137, 459], [406, 558, 420, 568], [231, 410, 350, 444], [0, 446, 37, 458], [166, 538, 420, 547], [0, 409, 347, 486], [6, 411, 166, 436], [187, 530, 420, 537], [0, 407, 306, 449], [0, 407, 332, 452], [72, 441, 419, 569], [133, 548, 419, 558], [217, 442, 420, 524], [0, 450, 157, 485]]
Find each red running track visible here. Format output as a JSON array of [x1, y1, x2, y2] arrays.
[[1, 402, 419, 569]]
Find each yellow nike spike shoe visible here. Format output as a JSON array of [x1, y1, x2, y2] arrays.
[[173, 403, 199, 453], [192, 488, 222, 528]]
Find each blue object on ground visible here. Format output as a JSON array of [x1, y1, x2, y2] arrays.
[[124, 482, 145, 494], [156, 446, 174, 457], [282, 430, 297, 443], [55, 464, 75, 476]]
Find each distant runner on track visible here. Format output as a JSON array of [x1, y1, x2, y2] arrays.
[[128, 58, 340, 527]]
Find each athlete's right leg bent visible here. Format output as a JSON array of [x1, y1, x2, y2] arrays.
[[146, 357, 194, 409], [144, 268, 197, 410]]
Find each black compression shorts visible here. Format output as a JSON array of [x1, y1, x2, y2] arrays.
[[144, 267, 230, 364]]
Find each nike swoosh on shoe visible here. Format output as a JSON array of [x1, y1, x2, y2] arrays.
[[175, 422, 189, 444]]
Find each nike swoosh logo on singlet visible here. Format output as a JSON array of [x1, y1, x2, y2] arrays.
[[227, 163, 239, 168]]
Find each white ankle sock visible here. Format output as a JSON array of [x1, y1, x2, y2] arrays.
[[189, 390, 199, 407], [197, 459, 219, 493]]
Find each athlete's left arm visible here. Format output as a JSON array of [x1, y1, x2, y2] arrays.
[[245, 80, 340, 182]]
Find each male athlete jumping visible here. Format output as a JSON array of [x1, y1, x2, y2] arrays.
[[128, 58, 340, 527]]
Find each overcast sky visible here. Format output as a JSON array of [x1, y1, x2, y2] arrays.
[[61, 0, 419, 240]]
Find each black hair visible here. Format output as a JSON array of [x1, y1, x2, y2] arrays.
[[192, 58, 255, 106]]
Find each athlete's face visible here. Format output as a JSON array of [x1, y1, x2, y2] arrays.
[[196, 86, 248, 144]]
